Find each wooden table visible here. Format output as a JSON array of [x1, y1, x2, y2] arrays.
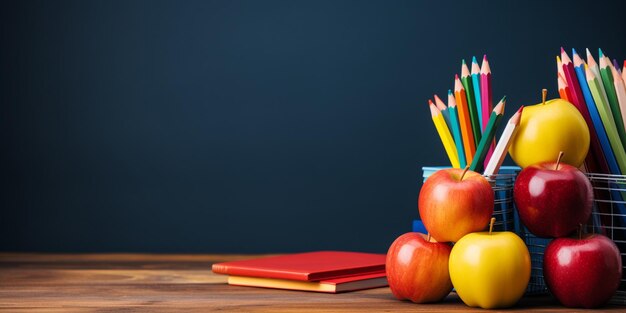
[[0, 253, 622, 312]]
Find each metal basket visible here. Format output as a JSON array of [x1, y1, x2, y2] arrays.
[[586, 173, 626, 305]]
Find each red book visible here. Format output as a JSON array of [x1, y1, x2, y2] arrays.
[[212, 251, 386, 281], [228, 271, 387, 293]]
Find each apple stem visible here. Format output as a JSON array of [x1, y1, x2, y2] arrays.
[[542, 88, 547, 105], [555, 151, 564, 170], [460, 165, 470, 181], [578, 224, 582, 240], [489, 217, 496, 235]]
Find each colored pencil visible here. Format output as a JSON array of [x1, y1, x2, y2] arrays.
[[429, 100, 460, 168], [480, 55, 492, 132], [599, 52, 626, 149], [612, 65, 626, 136], [557, 55, 567, 84], [461, 59, 481, 144], [558, 74, 570, 102], [586, 48, 608, 98], [573, 55, 618, 175], [455, 74, 476, 163], [484, 106, 523, 177], [434, 94, 451, 129], [586, 65, 626, 174], [614, 59, 622, 76], [471, 56, 483, 130], [563, 48, 601, 172], [447, 90, 467, 168], [470, 96, 505, 173]]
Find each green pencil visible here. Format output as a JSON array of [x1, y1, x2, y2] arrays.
[[586, 64, 626, 174], [599, 51, 626, 148], [469, 96, 505, 173], [447, 90, 467, 167], [461, 59, 481, 143]]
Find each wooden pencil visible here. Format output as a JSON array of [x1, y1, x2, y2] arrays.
[[480, 55, 492, 132], [434, 94, 451, 129], [461, 59, 481, 144], [586, 65, 626, 174], [586, 48, 608, 98], [455, 74, 476, 163], [558, 74, 570, 102], [599, 51, 626, 149], [484, 106, 523, 177], [471, 56, 483, 130], [563, 48, 601, 172], [429, 100, 460, 168], [572, 54, 613, 175], [612, 65, 626, 138], [470, 96, 505, 173], [557, 55, 567, 85], [623, 60, 626, 88], [447, 90, 467, 168]]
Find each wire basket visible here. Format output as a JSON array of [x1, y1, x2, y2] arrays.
[[586, 173, 626, 305]]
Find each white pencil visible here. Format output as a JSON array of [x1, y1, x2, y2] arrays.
[[483, 106, 524, 177]]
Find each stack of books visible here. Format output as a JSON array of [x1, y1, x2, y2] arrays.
[[211, 251, 387, 293]]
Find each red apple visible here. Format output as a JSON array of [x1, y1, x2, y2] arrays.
[[386, 232, 453, 303], [544, 233, 622, 308], [513, 153, 593, 238], [418, 168, 494, 243]]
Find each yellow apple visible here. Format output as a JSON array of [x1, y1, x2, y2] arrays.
[[508, 97, 589, 168], [448, 219, 531, 309]]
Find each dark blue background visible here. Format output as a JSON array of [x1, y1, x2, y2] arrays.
[[1, 0, 625, 253]]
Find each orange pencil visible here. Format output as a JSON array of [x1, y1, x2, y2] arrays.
[[558, 73, 570, 102], [454, 74, 476, 163]]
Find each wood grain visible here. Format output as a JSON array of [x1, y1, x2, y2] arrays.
[[0, 253, 622, 312]]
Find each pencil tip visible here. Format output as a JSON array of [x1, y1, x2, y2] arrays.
[[472, 56, 477, 63], [448, 89, 452, 95], [599, 48, 604, 57], [517, 105, 524, 113], [455, 74, 459, 79], [572, 48, 578, 56], [462, 59, 466, 65], [501, 96, 506, 102], [428, 99, 434, 105], [560, 47, 565, 54], [483, 54, 487, 61], [586, 48, 592, 56]]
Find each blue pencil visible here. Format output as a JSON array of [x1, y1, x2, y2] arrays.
[[471, 56, 483, 130]]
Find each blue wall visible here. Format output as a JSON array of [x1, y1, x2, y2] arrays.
[[1, 0, 625, 253]]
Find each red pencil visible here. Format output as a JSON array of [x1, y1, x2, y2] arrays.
[[480, 55, 492, 132]]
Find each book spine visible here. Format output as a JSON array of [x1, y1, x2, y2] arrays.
[[212, 263, 310, 281]]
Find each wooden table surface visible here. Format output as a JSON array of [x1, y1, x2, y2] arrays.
[[0, 253, 622, 312]]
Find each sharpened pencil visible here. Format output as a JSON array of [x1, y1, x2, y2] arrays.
[[462, 60, 481, 143], [447, 90, 466, 168], [470, 96, 505, 173], [586, 65, 626, 175], [484, 106, 523, 177], [600, 52, 626, 149], [430, 100, 460, 168], [480, 55, 492, 133], [471, 56, 483, 130], [434, 94, 451, 129], [455, 74, 476, 163]]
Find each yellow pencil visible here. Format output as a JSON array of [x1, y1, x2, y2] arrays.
[[429, 100, 460, 168]]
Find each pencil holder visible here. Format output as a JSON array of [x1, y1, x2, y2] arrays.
[[586, 173, 626, 305], [419, 166, 549, 295]]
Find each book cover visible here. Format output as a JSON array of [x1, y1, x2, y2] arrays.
[[212, 251, 386, 281], [227, 272, 387, 293]]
